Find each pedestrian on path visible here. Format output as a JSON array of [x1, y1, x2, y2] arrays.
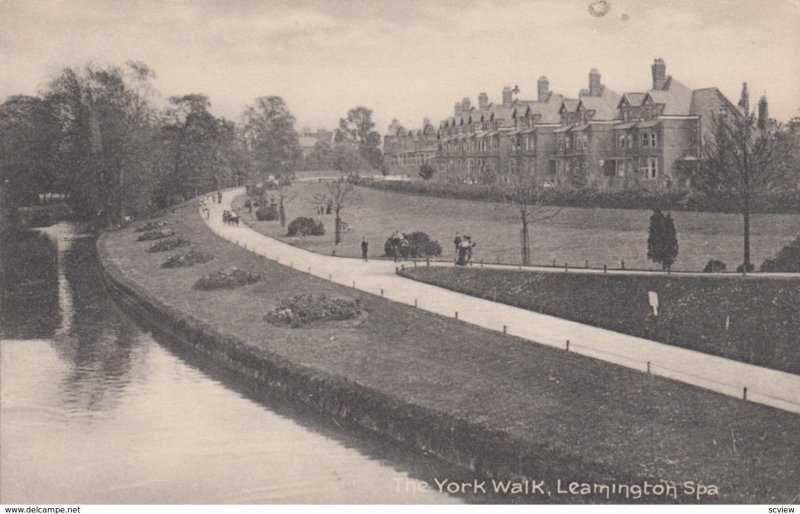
[[453, 232, 462, 263], [361, 237, 369, 262]]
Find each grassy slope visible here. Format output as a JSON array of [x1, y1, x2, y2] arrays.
[[399, 267, 800, 374], [100, 202, 800, 503], [231, 182, 800, 271]]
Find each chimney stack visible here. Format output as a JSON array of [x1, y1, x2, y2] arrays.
[[758, 94, 769, 130], [537, 76, 550, 102], [454, 101, 462, 117], [651, 58, 667, 90], [478, 92, 489, 110], [589, 68, 602, 96], [502, 87, 513, 107], [461, 97, 471, 114]]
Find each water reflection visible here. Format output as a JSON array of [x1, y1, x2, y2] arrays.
[[0, 224, 465, 504]]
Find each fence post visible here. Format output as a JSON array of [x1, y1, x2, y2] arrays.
[[647, 361, 651, 374], [414, 299, 418, 308], [455, 311, 459, 320], [743, 387, 748, 401], [603, 264, 607, 273], [566, 339, 570, 351], [426, 258, 430, 267], [585, 259, 588, 268], [496, 257, 500, 264], [503, 325, 507, 334], [621, 259, 625, 270], [552, 258, 556, 267], [480, 260, 484, 268], [564, 263, 569, 272], [352, 281, 356, 288], [414, 260, 417, 268], [328, 274, 332, 281], [381, 288, 384, 297]]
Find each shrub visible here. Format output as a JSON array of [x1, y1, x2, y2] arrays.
[[703, 259, 727, 273], [736, 263, 756, 273], [419, 163, 436, 180], [134, 220, 168, 232], [148, 238, 190, 252], [194, 268, 262, 290], [162, 249, 214, 268], [287, 216, 325, 236], [137, 229, 174, 241], [264, 294, 361, 328], [383, 231, 442, 258], [760, 236, 800, 272], [255, 204, 279, 221]]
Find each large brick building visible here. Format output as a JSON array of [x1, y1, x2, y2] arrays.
[[385, 59, 766, 189]]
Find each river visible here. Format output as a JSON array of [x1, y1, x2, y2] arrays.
[[0, 223, 462, 504]]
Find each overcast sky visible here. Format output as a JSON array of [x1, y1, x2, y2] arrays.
[[2, 0, 799, 133]]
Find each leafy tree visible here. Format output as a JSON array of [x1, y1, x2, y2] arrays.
[[241, 96, 300, 179], [647, 209, 679, 271], [0, 95, 61, 208], [336, 106, 383, 171], [696, 110, 795, 269], [45, 62, 162, 225], [500, 176, 560, 266]]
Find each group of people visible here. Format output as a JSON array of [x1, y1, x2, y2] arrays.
[[453, 232, 476, 266], [222, 210, 240, 226], [387, 231, 412, 262]]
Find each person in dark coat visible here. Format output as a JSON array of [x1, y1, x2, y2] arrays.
[[453, 232, 462, 263], [361, 237, 369, 262]]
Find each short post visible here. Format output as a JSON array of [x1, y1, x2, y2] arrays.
[[395, 267, 399, 273], [503, 325, 507, 334], [566, 339, 570, 351], [743, 387, 748, 401], [308, 267, 311, 273], [328, 274, 332, 281], [603, 264, 607, 273], [426, 258, 430, 267], [276, 257, 279, 263], [585, 259, 588, 268], [414, 299, 418, 308], [401, 264, 405, 271], [621, 259, 625, 270], [564, 263, 569, 272], [496, 257, 500, 264], [352, 281, 356, 288], [414, 261, 417, 268], [381, 288, 384, 297], [552, 258, 556, 267], [647, 361, 651, 374], [480, 260, 484, 268], [455, 311, 459, 320], [244, 243, 247, 250]]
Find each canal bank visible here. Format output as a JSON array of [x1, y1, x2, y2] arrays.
[[96, 201, 800, 504]]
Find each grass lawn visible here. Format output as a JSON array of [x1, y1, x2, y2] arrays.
[[232, 181, 799, 272], [99, 201, 800, 503], [399, 267, 800, 374]]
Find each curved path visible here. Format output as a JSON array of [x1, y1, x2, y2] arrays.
[[204, 188, 800, 414]]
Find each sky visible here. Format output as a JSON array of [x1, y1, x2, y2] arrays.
[[2, 0, 799, 133]]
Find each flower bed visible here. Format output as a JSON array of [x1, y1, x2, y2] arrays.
[[264, 294, 362, 328], [194, 267, 262, 290], [162, 249, 214, 268], [134, 220, 169, 232], [148, 237, 191, 252], [137, 229, 174, 241]]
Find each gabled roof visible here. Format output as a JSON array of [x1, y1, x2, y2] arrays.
[[526, 93, 564, 124], [560, 99, 580, 113], [646, 78, 693, 115], [618, 93, 647, 108]]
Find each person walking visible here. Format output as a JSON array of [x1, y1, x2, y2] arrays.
[[453, 232, 462, 263], [361, 237, 369, 262]]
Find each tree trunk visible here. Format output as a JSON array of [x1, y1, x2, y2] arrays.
[[279, 197, 286, 227], [521, 214, 530, 266], [335, 206, 341, 245], [743, 209, 751, 270]]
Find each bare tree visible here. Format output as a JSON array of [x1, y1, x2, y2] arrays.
[[500, 176, 560, 266], [696, 110, 794, 270], [313, 176, 361, 245]]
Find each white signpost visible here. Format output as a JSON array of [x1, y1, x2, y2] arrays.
[[648, 291, 659, 317]]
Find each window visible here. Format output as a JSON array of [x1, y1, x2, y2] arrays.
[[641, 131, 657, 148], [640, 157, 658, 179]]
